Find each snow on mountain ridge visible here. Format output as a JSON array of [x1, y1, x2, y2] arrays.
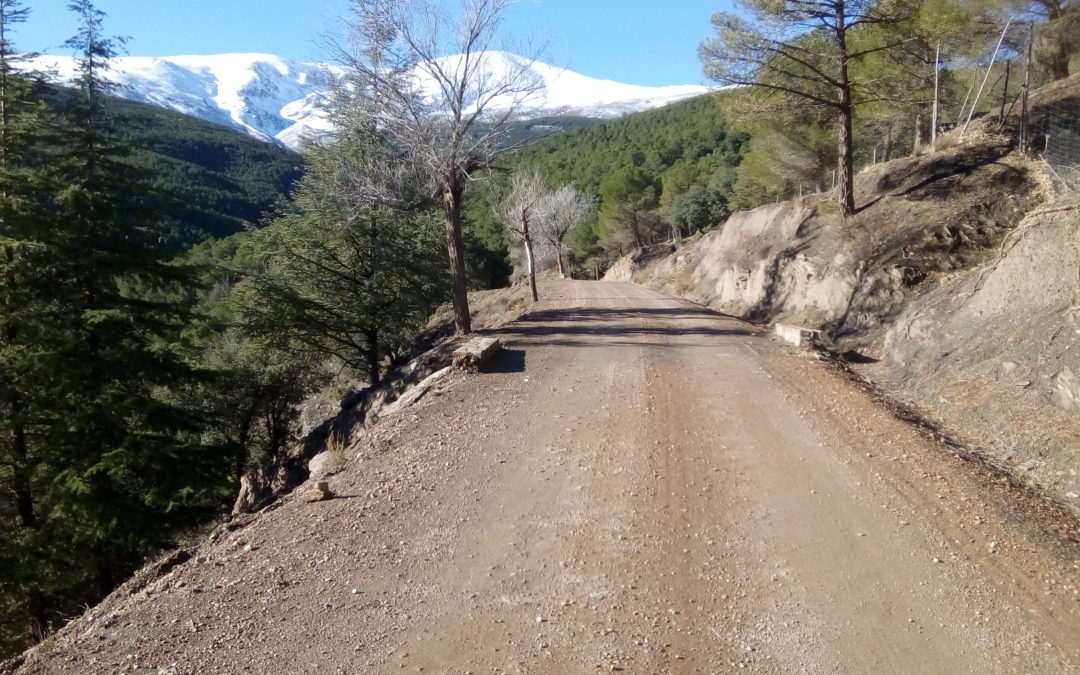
[[26, 51, 710, 151]]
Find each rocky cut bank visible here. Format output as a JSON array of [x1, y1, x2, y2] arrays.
[[607, 87, 1080, 516]]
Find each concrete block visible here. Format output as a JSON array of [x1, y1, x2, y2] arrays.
[[775, 323, 822, 350], [452, 337, 502, 371]]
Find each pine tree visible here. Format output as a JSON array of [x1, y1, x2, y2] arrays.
[[39, 0, 228, 601], [239, 121, 448, 385], [598, 167, 661, 253], [700, 0, 920, 217], [0, 0, 56, 649]]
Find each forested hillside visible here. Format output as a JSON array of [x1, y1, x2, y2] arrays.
[[0, 3, 306, 656], [103, 95, 303, 246], [507, 94, 745, 195], [0, 3, 448, 656], [31, 87, 303, 249], [489, 94, 749, 275]]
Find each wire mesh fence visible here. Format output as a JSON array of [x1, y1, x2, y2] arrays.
[[926, 17, 1080, 195], [722, 15, 1078, 204], [1028, 97, 1080, 194]]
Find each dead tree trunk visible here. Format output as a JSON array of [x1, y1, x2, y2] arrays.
[[523, 233, 538, 302]]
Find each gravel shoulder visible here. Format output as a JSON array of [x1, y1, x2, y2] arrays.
[[9, 280, 1079, 674]]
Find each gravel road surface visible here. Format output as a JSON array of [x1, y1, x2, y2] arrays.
[[10, 280, 1079, 674]]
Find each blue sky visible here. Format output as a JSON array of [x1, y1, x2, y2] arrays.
[[15, 0, 732, 87]]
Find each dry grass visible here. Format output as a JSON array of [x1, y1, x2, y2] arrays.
[[325, 431, 347, 474]]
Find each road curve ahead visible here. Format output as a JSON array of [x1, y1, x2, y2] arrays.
[[12, 280, 1080, 674]]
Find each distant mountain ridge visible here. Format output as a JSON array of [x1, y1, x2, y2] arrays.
[[26, 51, 711, 151]]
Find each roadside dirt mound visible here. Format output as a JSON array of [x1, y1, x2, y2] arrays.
[[630, 135, 1040, 336]]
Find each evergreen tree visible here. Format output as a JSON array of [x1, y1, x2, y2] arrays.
[[700, 0, 920, 217], [0, 0, 53, 649], [239, 122, 448, 385], [598, 167, 661, 253], [169, 238, 325, 493], [40, 0, 228, 602]]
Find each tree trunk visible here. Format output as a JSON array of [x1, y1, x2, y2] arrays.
[[836, 105, 855, 216], [523, 235, 538, 302], [9, 391, 33, 528], [834, 2, 855, 218], [26, 589, 47, 642], [553, 234, 567, 278], [234, 419, 251, 487], [364, 328, 380, 385], [94, 558, 116, 601], [442, 177, 472, 334], [4, 246, 34, 529]]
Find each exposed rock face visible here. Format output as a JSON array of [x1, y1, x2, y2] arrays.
[[623, 140, 1038, 339], [602, 244, 676, 282], [872, 203, 1080, 504]]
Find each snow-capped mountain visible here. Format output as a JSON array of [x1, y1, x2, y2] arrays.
[[27, 51, 710, 151]]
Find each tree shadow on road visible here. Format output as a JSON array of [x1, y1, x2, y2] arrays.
[[484, 348, 527, 373], [494, 306, 761, 347]]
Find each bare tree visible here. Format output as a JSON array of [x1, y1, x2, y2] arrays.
[[334, 0, 544, 334], [496, 171, 545, 302], [536, 185, 593, 279], [699, 0, 917, 217]]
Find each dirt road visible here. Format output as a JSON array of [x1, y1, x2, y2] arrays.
[[12, 280, 1080, 674]]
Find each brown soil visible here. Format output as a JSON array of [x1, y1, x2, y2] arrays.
[[8, 280, 1079, 674]]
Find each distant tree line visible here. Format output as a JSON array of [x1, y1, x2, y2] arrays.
[[499, 94, 750, 276]]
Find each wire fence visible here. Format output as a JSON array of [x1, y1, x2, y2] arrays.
[[921, 17, 1080, 195], [1027, 97, 1080, 194], [742, 16, 1080, 203]]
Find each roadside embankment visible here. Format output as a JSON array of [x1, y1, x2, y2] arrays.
[[607, 123, 1080, 515]]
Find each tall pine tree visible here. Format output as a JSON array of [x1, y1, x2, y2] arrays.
[[40, 0, 228, 602], [0, 0, 55, 650]]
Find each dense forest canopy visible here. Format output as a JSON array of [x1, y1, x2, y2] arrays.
[[494, 94, 749, 274], [96, 94, 303, 246]]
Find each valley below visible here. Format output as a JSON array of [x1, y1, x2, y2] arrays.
[[10, 280, 1078, 674]]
